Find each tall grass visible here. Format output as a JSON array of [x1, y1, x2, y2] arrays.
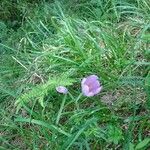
[[0, 0, 150, 149]]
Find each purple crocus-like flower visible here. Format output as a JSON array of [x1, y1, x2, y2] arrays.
[[56, 86, 68, 94], [81, 75, 102, 97]]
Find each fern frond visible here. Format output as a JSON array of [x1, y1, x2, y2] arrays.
[[15, 74, 75, 111]]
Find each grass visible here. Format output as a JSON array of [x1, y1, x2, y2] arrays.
[[0, 0, 150, 149]]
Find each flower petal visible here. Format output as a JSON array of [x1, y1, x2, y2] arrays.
[[86, 92, 95, 97], [89, 80, 100, 91], [82, 85, 89, 96], [81, 78, 87, 86], [81, 75, 102, 97], [84, 75, 98, 85], [93, 86, 102, 95], [56, 86, 68, 94], [88, 75, 98, 80]]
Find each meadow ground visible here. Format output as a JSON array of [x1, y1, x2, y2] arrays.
[[0, 0, 150, 149]]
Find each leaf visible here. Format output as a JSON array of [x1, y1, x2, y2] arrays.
[[135, 138, 150, 150], [129, 142, 135, 150], [107, 125, 123, 144], [134, 61, 150, 66], [119, 76, 144, 86], [14, 117, 71, 137], [62, 118, 97, 150], [145, 73, 150, 109], [124, 115, 150, 123], [15, 74, 75, 110], [38, 96, 44, 108]]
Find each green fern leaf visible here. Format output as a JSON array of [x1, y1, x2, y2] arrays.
[[15, 74, 75, 111]]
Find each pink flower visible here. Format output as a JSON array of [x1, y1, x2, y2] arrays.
[[81, 75, 102, 97], [56, 86, 68, 94]]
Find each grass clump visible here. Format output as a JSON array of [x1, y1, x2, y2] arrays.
[[0, 0, 150, 149]]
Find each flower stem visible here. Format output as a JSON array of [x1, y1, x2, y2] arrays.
[[56, 95, 67, 125], [75, 93, 82, 110]]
